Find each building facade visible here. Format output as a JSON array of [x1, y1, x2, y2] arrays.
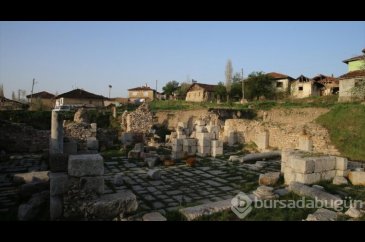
[[185, 83, 217, 102]]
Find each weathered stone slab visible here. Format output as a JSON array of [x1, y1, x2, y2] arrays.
[[63, 141, 77, 155], [179, 199, 232, 221], [240, 151, 281, 163], [288, 182, 342, 209], [142, 212, 167, 221], [14, 171, 49, 184], [114, 173, 124, 187], [306, 208, 338, 221], [147, 169, 161, 180], [313, 156, 336, 172], [290, 157, 315, 174], [335, 157, 348, 171], [19, 181, 49, 198], [298, 135, 313, 152], [87, 191, 138, 220], [259, 172, 280, 186], [320, 170, 336, 181], [256, 130, 269, 150], [348, 171, 365, 186], [332, 176, 348, 185], [80, 176, 104, 195], [336, 170, 350, 177], [68, 154, 104, 177]]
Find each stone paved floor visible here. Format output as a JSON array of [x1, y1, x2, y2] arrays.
[[0, 154, 43, 220], [103, 156, 281, 215], [0, 153, 281, 219]]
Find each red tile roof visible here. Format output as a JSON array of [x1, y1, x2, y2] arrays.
[[343, 54, 364, 64], [312, 74, 339, 84], [26, 91, 55, 99], [55, 89, 105, 99], [338, 70, 365, 80], [186, 83, 217, 93], [267, 72, 293, 80], [128, 86, 156, 91]]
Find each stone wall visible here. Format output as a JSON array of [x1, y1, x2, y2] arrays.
[[0, 119, 50, 153], [282, 149, 349, 185], [126, 103, 153, 133], [224, 108, 339, 155]]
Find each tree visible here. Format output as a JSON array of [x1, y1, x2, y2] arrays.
[[214, 82, 227, 102], [0, 84, 4, 97], [225, 59, 233, 102], [162, 80, 179, 98], [12, 91, 16, 100], [244, 71, 276, 100], [176, 82, 192, 99], [231, 72, 243, 101]]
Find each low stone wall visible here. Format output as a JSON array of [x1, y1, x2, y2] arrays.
[[224, 108, 339, 155], [282, 149, 349, 185], [0, 119, 50, 153]]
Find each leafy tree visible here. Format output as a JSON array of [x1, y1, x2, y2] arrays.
[[214, 82, 227, 102], [244, 71, 276, 100], [176, 82, 192, 99], [225, 59, 233, 101], [0, 84, 4, 97], [231, 72, 243, 101], [162, 80, 179, 97]]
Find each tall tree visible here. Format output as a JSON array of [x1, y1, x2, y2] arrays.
[[0, 84, 4, 97], [244, 71, 276, 100], [12, 91, 16, 100], [225, 59, 233, 102], [214, 82, 227, 102], [162, 80, 179, 98], [176, 82, 192, 99]]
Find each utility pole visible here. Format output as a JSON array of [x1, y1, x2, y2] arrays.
[[30, 78, 35, 106], [155, 80, 158, 92], [108, 85, 112, 98], [241, 68, 244, 101]]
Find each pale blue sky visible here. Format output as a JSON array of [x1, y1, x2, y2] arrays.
[[0, 21, 364, 98]]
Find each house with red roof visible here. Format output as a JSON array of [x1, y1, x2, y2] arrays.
[[185, 83, 217, 102]]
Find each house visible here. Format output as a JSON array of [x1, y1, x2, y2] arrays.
[[267, 72, 294, 94], [291, 75, 321, 98], [312, 74, 339, 96], [342, 48, 365, 72], [0, 96, 26, 110], [338, 70, 365, 102], [55, 88, 105, 108], [26, 91, 55, 110], [338, 49, 365, 102], [185, 83, 217, 102], [128, 85, 156, 103]]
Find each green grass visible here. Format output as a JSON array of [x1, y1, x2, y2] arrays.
[[100, 148, 127, 159], [149, 96, 339, 112], [316, 103, 365, 161], [315, 180, 365, 201]]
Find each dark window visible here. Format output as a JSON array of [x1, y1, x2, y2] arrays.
[[276, 82, 283, 88], [298, 87, 303, 91]]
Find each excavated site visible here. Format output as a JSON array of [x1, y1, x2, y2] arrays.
[[1, 103, 365, 221]]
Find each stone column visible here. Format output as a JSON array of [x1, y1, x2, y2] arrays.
[[112, 106, 117, 118], [298, 134, 313, 152], [50, 111, 63, 155], [257, 130, 269, 150]]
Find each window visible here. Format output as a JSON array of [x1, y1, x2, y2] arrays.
[[276, 82, 283, 88], [298, 87, 303, 91]]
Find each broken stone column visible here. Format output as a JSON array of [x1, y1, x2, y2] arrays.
[[298, 134, 313, 152], [256, 130, 269, 151], [112, 106, 117, 118], [50, 172, 68, 220], [50, 111, 64, 155], [211, 140, 223, 158]]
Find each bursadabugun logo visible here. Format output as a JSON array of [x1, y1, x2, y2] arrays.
[[231, 192, 253, 219]]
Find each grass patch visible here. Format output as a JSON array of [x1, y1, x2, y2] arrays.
[[316, 103, 365, 161], [315, 180, 365, 201], [165, 210, 187, 221], [100, 148, 126, 159]]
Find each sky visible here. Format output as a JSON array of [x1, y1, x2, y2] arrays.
[[0, 21, 364, 99]]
